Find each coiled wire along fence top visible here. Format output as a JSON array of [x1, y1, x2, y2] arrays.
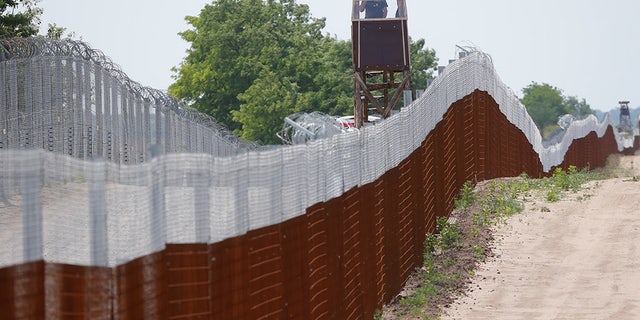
[[0, 37, 633, 166], [0, 37, 256, 163]]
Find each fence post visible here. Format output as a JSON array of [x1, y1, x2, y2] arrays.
[[89, 159, 108, 266], [149, 144, 166, 245], [20, 151, 43, 262], [194, 161, 211, 243], [0, 61, 6, 150]]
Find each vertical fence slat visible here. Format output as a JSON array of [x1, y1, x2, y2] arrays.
[[84, 61, 92, 160], [42, 57, 53, 152], [74, 58, 83, 159], [110, 79, 120, 163], [95, 68, 104, 158], [134, 98, 143, 163], [32, 57, 44, 150], [0, 61, 6, 149], [64, 58, 74, 157], [103, 74, 112, 161], [143, 100, 151, 161], [23, 59, 33, 149], [8, 61, 18, 149]]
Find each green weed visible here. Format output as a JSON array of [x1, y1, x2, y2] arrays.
[[454, 181, 476, 209], [436, 217, 460, 249], [424, 233, 438, 259], [538, 166, 602, 203], [472, 244, 485, 259], [546, 190, 561, 202]]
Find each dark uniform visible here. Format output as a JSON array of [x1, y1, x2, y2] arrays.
[[364, 0, 388, 18]]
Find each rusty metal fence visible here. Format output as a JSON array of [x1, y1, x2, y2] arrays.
[[1, 39, 638, 319]]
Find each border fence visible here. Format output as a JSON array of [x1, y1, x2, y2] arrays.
[[0, 38, 638, 319]]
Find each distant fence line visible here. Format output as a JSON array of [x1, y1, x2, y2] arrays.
[[0, 38, 638, 319]]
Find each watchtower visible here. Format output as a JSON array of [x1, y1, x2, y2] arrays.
[[351, 0, 411, 128], [619, 101, 632, 133]]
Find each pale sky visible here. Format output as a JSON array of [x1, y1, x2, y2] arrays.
[[39, 0, 639, 112]]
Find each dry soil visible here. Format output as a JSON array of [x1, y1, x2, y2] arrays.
[[443, 154, 640, 319]]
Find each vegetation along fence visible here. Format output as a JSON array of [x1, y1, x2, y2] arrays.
[[0, 38, 638, 319]]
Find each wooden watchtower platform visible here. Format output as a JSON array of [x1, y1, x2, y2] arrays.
[[351, 0, 411, 128]]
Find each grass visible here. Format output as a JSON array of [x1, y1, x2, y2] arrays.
[[390, 165, 604, 319], [436, 217, 460, 250]]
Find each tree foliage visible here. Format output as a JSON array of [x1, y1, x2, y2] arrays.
[[232, 68, 299, 142], [169, 0, 328, 137], [521, 82, 566, 130], [0, 0, 42, 38], [409, 37, 437, 91], [563, 95, 593, 119], [170, 0, 437, 144], [45, 23, 76, 40], [520, 82, 593, 132]]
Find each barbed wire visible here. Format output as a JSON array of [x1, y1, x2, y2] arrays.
[[0, 37, 257, 152]]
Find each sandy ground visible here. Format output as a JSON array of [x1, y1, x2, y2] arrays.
[[443, 155, 640, 320]]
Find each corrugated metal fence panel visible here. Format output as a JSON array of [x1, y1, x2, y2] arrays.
[[340, 187, 366, 319], [356, 182, 377, 319], [371, 174, 393, 306], [280, 216, 310, 319], [396, 156, 419, 284], [0, 261, 45, 319], [421, 134, 438, 234], [305, 203, 331, 319], [209, 236, 247, 319], [44, 263, 112, 319], [114, 251, 168, 319], [245, 224, 286, 319], [164, 243, 211, 319]]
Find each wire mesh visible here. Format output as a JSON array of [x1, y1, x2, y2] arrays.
[[1, 40, 636, 267]]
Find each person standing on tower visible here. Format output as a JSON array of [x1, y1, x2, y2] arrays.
[[359, 0, 388, 18], [395, 0, 406, 17]]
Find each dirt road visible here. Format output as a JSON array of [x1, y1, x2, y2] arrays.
[[443, 155, 640, 319]]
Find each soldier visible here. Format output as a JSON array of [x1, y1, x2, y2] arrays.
[[395, 0, 406, 17], [359, 0, 388, 19]]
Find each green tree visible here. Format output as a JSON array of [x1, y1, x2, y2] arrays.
[[409, 37, 437, 91], [563, 95, 593, 119], [169, 0, 327, 133], [232, 68, 299, 143], [296, 38, 354, 117], [45, 23, 63, 39], [45, 23, 75, 40], [521, 82, 569, 131], [521, 82, 594, 135], [0, 0, 42, 38]]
